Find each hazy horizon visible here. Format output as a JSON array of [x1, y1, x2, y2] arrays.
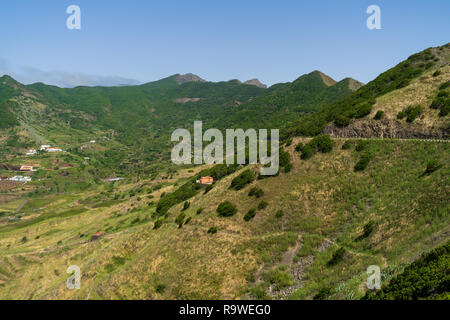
[[1, 0, 449, 87]]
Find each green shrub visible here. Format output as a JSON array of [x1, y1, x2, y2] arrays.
[[155, 283, 166, 294], [354, 153, 372, 171], [175, 212, 186, 226], [196, 208, 203, 215], [432, 70, 442, 77], [217, 201, 238, 217], [300, 144, 315, 159], [248, 187, 264, 198], [313, 287, 333, 300], [341, 140, 352, 150], [182, 201, 190, 211], [112, 256, 127, 266], [437, 90, 448, 98], [264, 266, 294, 291], [424, 160, 443, 175], [295, 142, 304, 152], [204, 184, 213, 194], [439, 81, 449, 90], [430, 96, 445, 109], [355, 140, 368, 152], [244, 208, 257, 221], [207, 226, 218, 234], [374, 110, 384, 120], [361, 221, 375, 239], [326, 247, 346, 267], [248, 284, 270, 300], [153, 218, 164, 229], [439, 100, 450, 116], [275, 210, 284, 218], [312, 134, 333, 153], [405, 105, 423, 122], [355, 103, 372, 118], [284, 163, 293, 173], [230, 169, 255, 190], [398, 105, 423, 122], [279, 148, 291, 167], [334, 115, 351, 127], [285, 138, 293, 146], [397, 111, 406, 119], [258, 200, 268, 210]]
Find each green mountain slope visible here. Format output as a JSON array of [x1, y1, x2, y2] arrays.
[[284, 43, 450, 139], [0, 44, 448, 301], [215, 71, 363, 130]]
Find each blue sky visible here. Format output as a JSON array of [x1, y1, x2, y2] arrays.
[[0, 0, 449, 87]]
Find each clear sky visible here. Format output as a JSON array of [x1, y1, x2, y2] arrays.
[[0, 0, 449, 87]]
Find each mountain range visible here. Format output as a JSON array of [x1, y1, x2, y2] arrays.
[[0, 43, 448, 300]]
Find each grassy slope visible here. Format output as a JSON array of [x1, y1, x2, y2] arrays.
[[0, 138, 448, 299]]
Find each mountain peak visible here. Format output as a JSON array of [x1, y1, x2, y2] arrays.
[[343, 77, 364, 91], [312, 70, 337, 86], [175, 73, 206, 85], [243, 79, 267, 89]]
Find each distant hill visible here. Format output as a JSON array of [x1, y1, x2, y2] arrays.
[[0, 69, 360, 174], [216, 70, 363, 130]]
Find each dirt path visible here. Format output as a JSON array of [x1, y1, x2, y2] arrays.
[[331, 137, 449, 143]]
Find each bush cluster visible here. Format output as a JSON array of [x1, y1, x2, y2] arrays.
[[248, 187, 264, 198], [230, 169, 255, 190], [326, 247, 346, 267], [244, 208, 257, 221], [397, 105, 423, 122], [298, 135, 333, 160], [354, 153, 372, 171], [217, 201, 238, 217]]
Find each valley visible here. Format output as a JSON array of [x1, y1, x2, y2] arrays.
[[0, 43, 449, 300]]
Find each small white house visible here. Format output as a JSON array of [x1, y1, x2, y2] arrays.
[[40, 145, 51, 151], [47, 147, 63, 153], [90, 140, 96, 144], [107, 177, 124, 182], [26, 149, 37, 155], [9, 176, 32, 182]]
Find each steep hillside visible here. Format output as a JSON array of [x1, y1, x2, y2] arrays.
[[0, 138, 447, 299], [0, 44, 448, 301], [323, 64, 450, 138], [284, 43, 450, 139]]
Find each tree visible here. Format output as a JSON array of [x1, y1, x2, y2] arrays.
[[217, 201, 238, 217], [374, 110, 384, 120]]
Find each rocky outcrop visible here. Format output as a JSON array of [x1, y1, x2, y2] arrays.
[[173, 97, 201, 103], [323, 119, 449, 139], [345, 78, 364, 91], [243, 79, 267, 89], [175, 73, 206, 85]]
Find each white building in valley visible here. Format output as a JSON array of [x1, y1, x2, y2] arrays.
[[26, 149, 37, 156], [8, 176, 32, 182]]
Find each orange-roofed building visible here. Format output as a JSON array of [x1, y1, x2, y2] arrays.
[[91, 231, 105, 241], [198, 176, 214, 185], [19, 166, 35, 172]]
